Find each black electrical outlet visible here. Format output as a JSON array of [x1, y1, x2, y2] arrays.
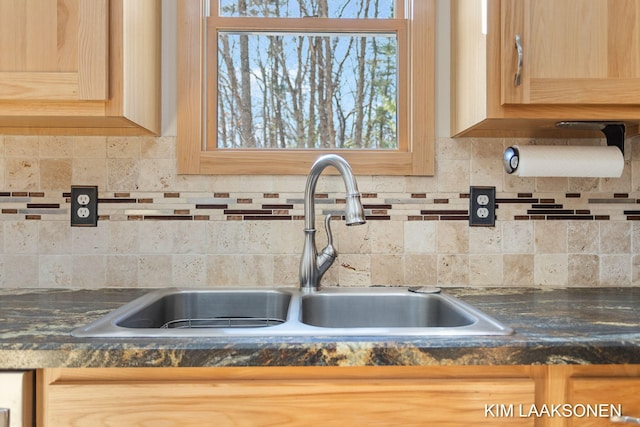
[[70, 186, 99, 227], [469, 186, 496, 227]]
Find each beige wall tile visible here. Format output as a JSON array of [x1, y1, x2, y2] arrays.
[[535, 222, 567, 254], [534, 254, 568, 286], [6, 158, 39, 190], [40, 136, 73, 158], [72, 255, 106, 288], [437, 254, 469, 286], [436, 159, 469, 193], [207, 254, 240, 286], [138, 254, 172, 287], [600, 254, 631, 286], [469, 227, 501, 254], [172, 221, 207, 254], [469, 254, 503, 286], [404, 221, 436, 253], [370, 221, 404, 254], [273, 254, 299, 286], [40, 255, 73, 287], [503, 173, 535, 193], [535, 177, 568, 193], [568, 222, 599, 254], [632, 255, 640, 285], [173, 254, 207, 287], [336, 253, 371, 286], [337, 221, 371, 254], [0, 134, 638, 289], [437, 137, 470, 160], [502, 221, 534, 254], [73, 136, 107, 158], [107, 222, 140, 254], [3, 255, 38, 287], [404, 254, 437, 286], [108, 158, 139, 191], [237, 255, 274, 287], [5, 221, 38, 254], [503, 254, 534, 287], [600, 160, 631, 193], [72, 226, 107, 254], [72, 157, 107, 188], [106, 255, 138, 287], [370, 254, 404, 286], [568, 254, 599, 287], [140, 136, 175, 159], [40, 159, 72, 190], [138, 221, 174, 253], [4, 136, 38, 157], [137, 159, 175, 190], [107, 137, 141, 159], [470, 139, 504, 190], [568, 177, 599, 193], [600, 222, 631, 254], [38, 221, 72, 254], [436, 222, 469, 254]]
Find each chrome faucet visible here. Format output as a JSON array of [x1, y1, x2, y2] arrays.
[[299, 154, 366, 291]]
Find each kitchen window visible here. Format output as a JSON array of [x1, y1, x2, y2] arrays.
[[177, 0, 434, 175]]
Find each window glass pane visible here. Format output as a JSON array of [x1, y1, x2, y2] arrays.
[[217, 32, 398, 149], [219, 0, 395, 18]]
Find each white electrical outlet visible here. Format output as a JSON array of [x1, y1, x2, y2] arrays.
[[476, 194, 490, 205], [71, 186, 98, 226], [77, 194, 91, 206], [469, 186, 496, 227]]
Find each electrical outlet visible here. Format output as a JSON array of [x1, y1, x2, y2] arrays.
[[70, 185, 98, 227], [469, 186, 496, 227]]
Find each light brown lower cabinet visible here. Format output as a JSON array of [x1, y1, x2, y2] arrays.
[[36, 364, 640, 427]]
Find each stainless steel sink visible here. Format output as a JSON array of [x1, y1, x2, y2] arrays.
[[72, 287, 513, 338], [300, 288, 475, 328], [116, 289, 291, 329]]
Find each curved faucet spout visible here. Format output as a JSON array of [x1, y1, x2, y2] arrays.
[[299, 154, 366, 291]]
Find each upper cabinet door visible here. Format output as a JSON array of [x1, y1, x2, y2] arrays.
[[0, 0, 108, 101], [502, 0, 640, 105]]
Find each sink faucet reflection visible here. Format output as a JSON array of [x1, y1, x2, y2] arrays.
[[299, 154, 366, 292]]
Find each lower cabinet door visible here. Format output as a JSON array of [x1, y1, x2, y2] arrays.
[[567, 378, 640, 427], [43, 377, 535, 426]]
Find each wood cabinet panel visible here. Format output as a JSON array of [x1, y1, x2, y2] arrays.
[[566, 378, 640, 427], [451, 0, 640, 137], [0, 0, 108, 101], [502, 0, 640, 105], [39, 366, 537, 427], [0, 0, 159, 135]]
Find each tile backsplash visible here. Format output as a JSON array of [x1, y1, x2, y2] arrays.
[[1, 134, 640, 289]]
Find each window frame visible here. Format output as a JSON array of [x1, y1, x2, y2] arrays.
[[177, 0, 434, 176]]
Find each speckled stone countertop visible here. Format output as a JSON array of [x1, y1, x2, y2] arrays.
[[0, 287, 638, 369]]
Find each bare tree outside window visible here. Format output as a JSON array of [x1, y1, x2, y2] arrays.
[[215, 0, 398, 149]]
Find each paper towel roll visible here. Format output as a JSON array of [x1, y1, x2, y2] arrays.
[[503, 145, 624, 178]]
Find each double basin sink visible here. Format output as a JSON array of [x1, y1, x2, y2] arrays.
[[73, 287, 513, 338]]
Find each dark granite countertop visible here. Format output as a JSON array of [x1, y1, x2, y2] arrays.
[[0, 287, 638, 369]]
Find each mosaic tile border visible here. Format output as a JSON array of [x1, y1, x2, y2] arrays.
[[1, 190, 640, 223]]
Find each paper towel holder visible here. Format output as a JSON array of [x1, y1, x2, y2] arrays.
[[555, 121, 625, 154], [503, 122, 626, 175]]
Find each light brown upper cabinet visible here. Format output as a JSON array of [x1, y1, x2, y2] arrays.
[[0, 0, 160, 135], [177, 0, 435, 175], [451, 0, 640, 137]]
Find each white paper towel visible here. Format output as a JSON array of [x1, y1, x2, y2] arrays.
[[504, 145, 624, 178]]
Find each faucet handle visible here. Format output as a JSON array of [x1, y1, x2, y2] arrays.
[[317, 215, 337, 276]]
